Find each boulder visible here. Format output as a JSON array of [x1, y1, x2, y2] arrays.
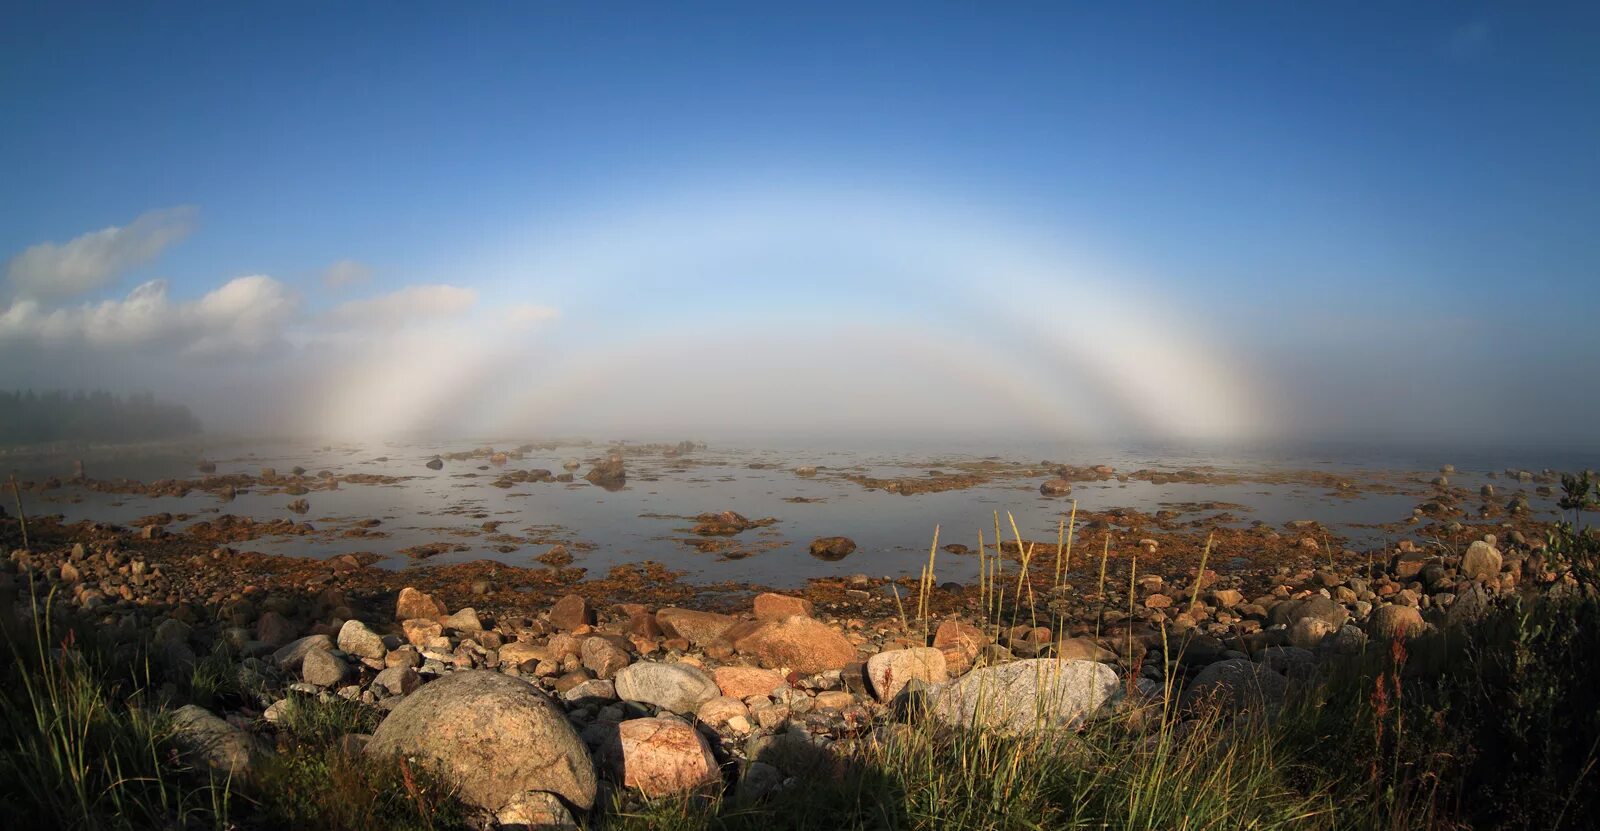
[[733, 616, 857, 674], [498, 640, 550, 669], [170, 705, 272, 778], [1273, 595, 1349, 630], [808, 537, 856, 560], [696, 696, 749, 726], [337, 619, 386, 660], [395, 587, 446, 621], [712, 666, 786, 699], [1288, 616, 1336, 650], [580, 636, 632, 678], [585, 454, 626, 489], [440, 608, 483, 632], [495, 791, 579, 830], [1039, 479, 1073, 496], [614, 662, 720, 714], [1462, 541, 1503, 582], [550, 594, 595, 630], [372, 666, 421, 697], [655, 608, 737, 646], [271, 634, 333, 671], [1183, 658, 1288, 713], [927, 659, 1118, 734], [255, 611, 298, 648], [1055, 637, 1116, 663], [753, 592, 814, 621], [366, 671, 596, 812], [1367, 604, 1426, 642], [608, 717, 720, 797], [866, 647, 948, 703], [1254, 646, 1317, 680], [401, 618, 443, 647], [302, 648, 352, 687]]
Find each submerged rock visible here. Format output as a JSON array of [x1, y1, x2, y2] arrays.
[[808, 536, 856, 560], [585, 454, 626, 489]]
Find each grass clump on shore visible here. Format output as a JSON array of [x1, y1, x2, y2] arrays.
[[0, 605, 231, 829]]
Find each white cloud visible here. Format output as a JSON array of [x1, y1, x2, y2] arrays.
[[5, 207, 196, 300], [321, 258, 372, 290], [506, 303, 560, 326], [322, 284, 478, 328], [0, 274, 297, 355]]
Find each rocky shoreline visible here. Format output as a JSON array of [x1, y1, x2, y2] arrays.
[[0, 497, 1577, 828]]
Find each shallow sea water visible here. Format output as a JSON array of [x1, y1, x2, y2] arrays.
[[8, 438, 1588, 587]]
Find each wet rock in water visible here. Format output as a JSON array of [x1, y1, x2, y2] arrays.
[[691, 510, 773, 536], [656, 608, 737, 646], [1039, 478, 1073, 496], [613, 662, 720, 714], [1462, 540, 1503, 581], [562, 458, 581, 471], [867, 647, 948, 703], [286, 498, 310, 514], [753, 592, 813, 621], [794, 466, 818, 476], [170, 705, 273, 778], [1367, 604, 1425, 641], [537, 545, 575, 567], [733, 616, 858, 674], [197, 459, 217, 473], [584, 454, 627, 489], [808, 536, 857, 560], [337, 619, 387, 660], [366, 671, 597, 813], [425, 456, 444, 470], [550, 594, 595, 630], [928, 659, 1118, 734], [395, 586, 446, 620], [1182, 658, 1288, 713], [606, 716, 720, 797]]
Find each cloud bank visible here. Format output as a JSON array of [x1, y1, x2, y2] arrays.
[[5, 207, 196, 301]]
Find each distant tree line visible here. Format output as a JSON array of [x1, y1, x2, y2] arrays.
[[0, 390, 202, 445]]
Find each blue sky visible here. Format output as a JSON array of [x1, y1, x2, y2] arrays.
[[2, 3, 1597, 444]]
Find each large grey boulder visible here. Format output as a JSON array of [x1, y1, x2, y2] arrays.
[[1183, 658, 1288, 713], [366, 671, 596, 812], [169, 705, 273, 778], [927, 659, 1119, 734], [337, 619, 387, 660], [272, 634, 333, 671], [614, 662, 720, 715], [302, 648, 352, 687]]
